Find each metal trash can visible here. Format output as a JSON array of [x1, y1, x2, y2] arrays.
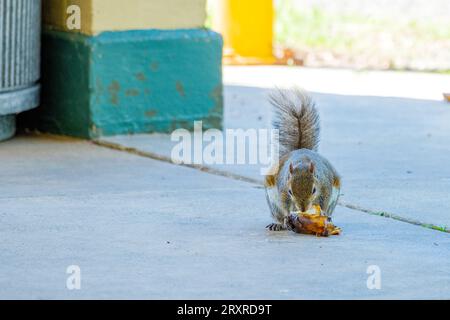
[[0, 0, 41, 141]]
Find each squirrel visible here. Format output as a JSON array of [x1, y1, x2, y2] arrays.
[[264, 88, 341, 231]]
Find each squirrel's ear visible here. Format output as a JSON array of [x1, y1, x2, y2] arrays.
[[309, 162, 315, 173], [289, 162, 295, 174]]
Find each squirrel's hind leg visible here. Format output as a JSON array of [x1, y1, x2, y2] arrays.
[[265, 187, 289, 231]]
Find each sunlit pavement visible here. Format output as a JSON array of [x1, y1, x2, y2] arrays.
[[1, 66, 450, 299], [104, 66, 450, 228]]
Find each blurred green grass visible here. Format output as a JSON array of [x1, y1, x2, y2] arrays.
[[275, 1, 450, 71], [276, 3, 450, 50]]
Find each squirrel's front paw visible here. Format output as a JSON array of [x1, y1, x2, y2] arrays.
[[266, 223, 287, 231]]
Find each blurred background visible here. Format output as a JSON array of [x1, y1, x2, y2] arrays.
[[208, 0, 450, 72]]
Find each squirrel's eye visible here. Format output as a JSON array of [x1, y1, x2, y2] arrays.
[[288, 189, 293, 196], [312, 187, 316, 194]]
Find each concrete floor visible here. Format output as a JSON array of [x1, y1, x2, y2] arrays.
[[1, 66, 450, 299], [1, 136, 450, 299], [104, 66, 450, 228]]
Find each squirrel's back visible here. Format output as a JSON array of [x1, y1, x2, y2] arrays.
[[269, 88, 320, 157]]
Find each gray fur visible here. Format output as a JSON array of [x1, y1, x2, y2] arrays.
[[269, 88, 320, 157], [265, 88, 341, 231]]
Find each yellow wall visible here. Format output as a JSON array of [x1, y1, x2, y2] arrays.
[[211, 0, 274, 64], [43, 0, 207, 35], [43, 0, 92, 34]]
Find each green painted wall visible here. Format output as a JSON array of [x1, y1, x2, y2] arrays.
[[21, 28, 223, 138]]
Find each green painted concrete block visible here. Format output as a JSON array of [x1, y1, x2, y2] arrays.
[[20, 28, 223, 138]]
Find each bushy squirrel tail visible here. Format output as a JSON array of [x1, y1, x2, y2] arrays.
[[269, 88, 320, 157]]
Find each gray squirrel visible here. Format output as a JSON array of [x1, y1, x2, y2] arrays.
[[265, 88, 341, 231]]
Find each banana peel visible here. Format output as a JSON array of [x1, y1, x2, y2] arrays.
[[288, 205, 341, 237]]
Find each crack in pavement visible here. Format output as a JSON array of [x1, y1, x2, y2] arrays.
[[92, 139, 450, 234]]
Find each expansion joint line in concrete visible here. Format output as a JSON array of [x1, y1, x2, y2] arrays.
[[92, 139, 450, 234]]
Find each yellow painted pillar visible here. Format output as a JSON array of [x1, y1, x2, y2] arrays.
[[212, 0, 275, 65]]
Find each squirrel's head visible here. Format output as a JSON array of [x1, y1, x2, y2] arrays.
[[287, 161, 318, 212]]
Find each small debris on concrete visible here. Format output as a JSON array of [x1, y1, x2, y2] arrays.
[[444, 93, 450, 102]]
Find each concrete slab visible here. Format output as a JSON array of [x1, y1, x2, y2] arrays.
[[21, 28, 223, 138], [0, 136, 449, 299], [223, 66, 450, 101], [100, 66, 450, 229]]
